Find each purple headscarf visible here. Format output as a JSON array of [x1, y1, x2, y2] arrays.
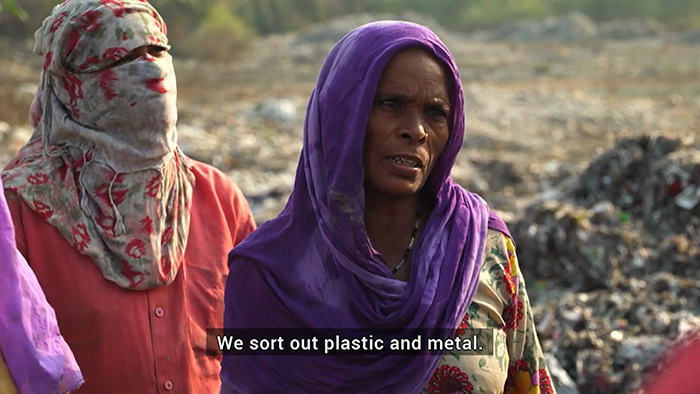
[[221, 21, 511, 393], [0, 177, 83, 393]]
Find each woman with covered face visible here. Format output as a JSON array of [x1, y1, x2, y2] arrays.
[[221, 21, 554, 393], [2, 0, 256, 392]]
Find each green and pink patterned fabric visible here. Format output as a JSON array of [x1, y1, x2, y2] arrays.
[[2, 0, 195, 291]]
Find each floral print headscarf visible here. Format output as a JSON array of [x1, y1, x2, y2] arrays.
[[2, 0, 194, 291]]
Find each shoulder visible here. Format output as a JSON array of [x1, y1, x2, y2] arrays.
[[187, 158, 245, 199], [185, 157, 251, 210], [185, 157, 256, 242], [3, 187, 20, 206], [480, 229, 512, 275], [2, 187, 30, 258], [2, 187, 25, 225], [483, 228, 515, 260], [478, 229, 519, 300]]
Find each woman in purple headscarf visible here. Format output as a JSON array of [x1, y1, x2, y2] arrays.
[[222, 21, 554, 393]]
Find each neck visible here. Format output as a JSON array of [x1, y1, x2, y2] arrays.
[[364, 193, 419, 234], [365, 193, 419, 219]]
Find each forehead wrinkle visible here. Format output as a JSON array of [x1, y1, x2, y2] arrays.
[[376, 89, 451, 109], [377, 74, 449, 100], [378, 54, 451, 106]]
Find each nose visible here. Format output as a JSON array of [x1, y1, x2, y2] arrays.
[[399, 111, 428, 143]]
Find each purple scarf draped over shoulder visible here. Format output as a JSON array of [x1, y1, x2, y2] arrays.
[[221, 21, 511, 393], [0, 177, 83, 394]]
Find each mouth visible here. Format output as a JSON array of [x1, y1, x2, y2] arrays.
[[386, 155, 423, 169]]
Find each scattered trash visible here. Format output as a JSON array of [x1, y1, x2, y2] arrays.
[[520, 135, 700, 393], [254, 98, 301, 124], [544, 353, 580, 394]]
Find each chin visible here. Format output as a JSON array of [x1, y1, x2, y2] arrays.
[[372, 179, 423, 199]]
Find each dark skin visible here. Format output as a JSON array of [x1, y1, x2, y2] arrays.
[[108, 45, 167, 68], [363, 48, 451, 281]]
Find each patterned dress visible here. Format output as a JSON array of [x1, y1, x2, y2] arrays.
[[421, 229, 556, 394]]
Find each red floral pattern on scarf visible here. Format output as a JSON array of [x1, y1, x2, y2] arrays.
[[161, 226, 173, 246], [2, 0, 192, 291], [125, 239, 147, 259], [74, 9, 103, 33], [503, 299, 524, 330], [455, 312, 469, 337], [146, 174, 160, 197], [62, 75, 84, 118], [33, 199, 55, 220], [140, 216, 154, 235], [71, 223, 91, 252], [538, 368, 554, 394], [27, 173, 49, 185], [145, 77, 166, 93], [120, 259, 144, 288], [428, 365, 473, 394], [97, 68, 118, 100], [103, 47, 130, 63], [50, 11, 69, 33], [95, 183, 128, 207], [43, 52, 53, 71], [101, 0, 127, 17], [160, 255, 172, 278], [95, 213, 116, 237]]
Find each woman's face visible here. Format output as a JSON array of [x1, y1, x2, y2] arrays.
[[363, 48, 451, 199], [108, 45, 168, 68]]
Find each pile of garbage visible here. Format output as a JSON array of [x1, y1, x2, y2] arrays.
[[514, 134, 700, 393], [569, 136, 699, 235], [535, 286, 700, 394]]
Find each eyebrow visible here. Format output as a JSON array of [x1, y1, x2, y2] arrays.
[[431, 98, 450, 111], [376, 91, 451, 109]]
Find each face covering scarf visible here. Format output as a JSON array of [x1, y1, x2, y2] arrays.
[[2, 0, 194, 291], [221, 21, 513, 393]]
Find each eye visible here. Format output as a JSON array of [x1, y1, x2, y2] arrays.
[[148, 46, 167, 57], [377, 99, 399, 110], [110, 53, 137, 67], [427, 106, 449, 122]]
